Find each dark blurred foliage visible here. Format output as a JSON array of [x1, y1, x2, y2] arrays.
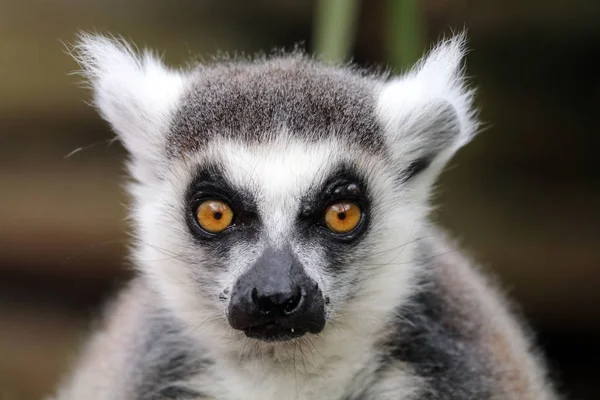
[[1, 1, 599, 399]]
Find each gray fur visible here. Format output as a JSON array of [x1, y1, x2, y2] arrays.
[[130, 305, 210, 399], [168, 54, 386, 156]]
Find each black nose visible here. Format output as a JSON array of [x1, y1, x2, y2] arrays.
[[252, 286, 303, 316], [227, 246, 326, 342]]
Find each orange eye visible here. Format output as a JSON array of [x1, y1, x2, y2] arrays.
[[195, 200, 234, 233], [324, 201, 361, 234]]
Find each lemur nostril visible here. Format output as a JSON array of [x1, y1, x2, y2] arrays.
[[283, 286, 302, 315], [251, 288, 271, 315]]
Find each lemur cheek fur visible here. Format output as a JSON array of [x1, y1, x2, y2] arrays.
[[53, 33, 559, 400]]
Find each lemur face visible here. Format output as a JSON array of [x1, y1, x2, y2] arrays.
[[170, 136, 392, 342], [72, 34, 476, 345]]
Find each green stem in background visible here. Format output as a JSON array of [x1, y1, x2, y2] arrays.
[[386, 0, 423, 71], [313, 0, 361, 63]]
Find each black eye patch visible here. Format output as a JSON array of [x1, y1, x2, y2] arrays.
[[298, 164, 371, 242], [185, 164, 259, 246], [187, 165, 257, 212]]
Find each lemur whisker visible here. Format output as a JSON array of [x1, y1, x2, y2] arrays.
[[62, 239, 125, 264]]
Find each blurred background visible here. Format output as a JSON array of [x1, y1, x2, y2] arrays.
[[1, 0, 599, 399]]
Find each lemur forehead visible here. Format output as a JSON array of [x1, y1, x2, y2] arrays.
[[167, 54, 386, 158]]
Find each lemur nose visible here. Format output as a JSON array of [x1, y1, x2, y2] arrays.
[[251, 286, 303, 316], [227, 246, 326, 342]]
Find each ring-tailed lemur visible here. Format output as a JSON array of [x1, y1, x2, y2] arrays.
[[53, 33, 558, 400]]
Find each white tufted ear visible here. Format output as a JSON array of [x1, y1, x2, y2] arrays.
[[377, 33, 478, 188], [71, 34, 187, 166]]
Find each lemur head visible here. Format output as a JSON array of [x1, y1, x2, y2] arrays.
[[73, 34, 476, 347]]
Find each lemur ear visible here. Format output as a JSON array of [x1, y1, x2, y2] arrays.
[[70, 34, 186, 165], [377, 33, 478, 187]]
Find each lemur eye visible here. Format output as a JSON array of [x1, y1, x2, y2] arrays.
[[196, 200, 234, 233], [324, 201, 361, 234]]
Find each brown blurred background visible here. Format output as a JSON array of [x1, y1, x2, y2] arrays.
[[1, 1, 599, 399]]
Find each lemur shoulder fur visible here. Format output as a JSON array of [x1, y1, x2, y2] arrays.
[[53, 34, 559, 400]]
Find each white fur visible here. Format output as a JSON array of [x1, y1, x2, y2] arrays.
[[71, 34, 187, 175], [377, 33, 478, 194]]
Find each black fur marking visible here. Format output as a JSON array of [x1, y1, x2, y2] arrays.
[[168, 55, 385, 156], [380, 273, 493, 399], [133, 307, 212, 400], [297, 164, 371, 271], [400, 156, 432, 183]]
